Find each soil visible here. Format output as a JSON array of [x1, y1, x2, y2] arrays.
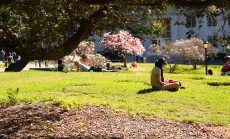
[[0, 103, 229, 139]]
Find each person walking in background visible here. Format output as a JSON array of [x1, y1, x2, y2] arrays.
[[34, 60, 38, 67], [44, 60, 48, 67], [1, 49, 5, 63], [12, 52, 17, 63], [7, 53, 13, 65], [221, 56, 230, 76], [38, 60, 42, 67]]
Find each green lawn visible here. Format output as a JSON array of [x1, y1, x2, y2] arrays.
[[0, 64, 230, 127], [0, 63, 5, 68]]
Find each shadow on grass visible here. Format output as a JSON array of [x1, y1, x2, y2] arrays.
[[137, 88, 179, 94], [117, 79, 145, 83], [208, 82, 230, 86], [191, 77, 205, 80], [137, 88, 155, 94]]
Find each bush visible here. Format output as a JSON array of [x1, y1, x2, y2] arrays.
[[214, 53, 227, 61]]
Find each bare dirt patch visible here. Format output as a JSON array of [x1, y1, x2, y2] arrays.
[[0, 104, 229, 138]]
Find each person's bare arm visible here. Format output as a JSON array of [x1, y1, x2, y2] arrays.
[[88, 59, 93, 67], [156, 74, 165, 85]]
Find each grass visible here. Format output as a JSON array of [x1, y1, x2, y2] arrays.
[[0, 63, 230, 127], [0, 63, 5, 68]]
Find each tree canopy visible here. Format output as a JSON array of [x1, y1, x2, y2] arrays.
[[0, 0, 230, 71]]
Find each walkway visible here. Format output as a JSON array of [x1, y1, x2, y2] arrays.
[[0, 63, 55, 72]]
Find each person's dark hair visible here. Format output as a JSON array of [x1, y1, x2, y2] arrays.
[[208, 69, 213, 75], [81, 54, 87, 59], [58, 59, 62, 65], [155, 57, 168, 82], [224, 56, 230, 63]]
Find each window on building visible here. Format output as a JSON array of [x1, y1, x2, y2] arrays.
[[152, 38, 171, 46], [207, 16, 217, 26], [186, 15, 196, 28], [208, 36, 218, 47], [153, 19, 171, 38]]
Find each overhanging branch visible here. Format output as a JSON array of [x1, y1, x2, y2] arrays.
[[0, 0, 15, 5]]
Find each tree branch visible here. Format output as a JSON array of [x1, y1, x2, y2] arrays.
[[170, 0, 225, 8], [79, 0, 227, 8], [1, 7, 109, 60], [0, 0, 15, 5]]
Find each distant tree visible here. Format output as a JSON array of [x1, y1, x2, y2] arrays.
[[100, 30, 145, 67], [149, 38, 218, 71], [148, 41, 184, 73], [63, 41, 108, 68], [173, 38, 218, 69]]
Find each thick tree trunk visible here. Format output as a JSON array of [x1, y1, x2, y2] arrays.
[[123, 54, 127, 67], [0, 0, 15, 5], [5, 55, 29, 72], [3, 7, 107, 60]]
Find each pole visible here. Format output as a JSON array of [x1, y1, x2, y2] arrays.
[[205, 48, 208, 75]]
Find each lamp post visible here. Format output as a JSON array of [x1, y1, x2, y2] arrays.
[[203, 42, 209, 75], [226, 45, 230, 56]]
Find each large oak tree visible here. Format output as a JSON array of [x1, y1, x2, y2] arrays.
[[0, 0, 229, 71]]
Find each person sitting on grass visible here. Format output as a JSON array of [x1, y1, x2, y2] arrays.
[[57, 59, 65, 71], [131, 60, 137, 68], [150, 57, 182, 91], [221, 56, 230, 76], [74, 59, 90, 72], [76, 54, 93, 72]]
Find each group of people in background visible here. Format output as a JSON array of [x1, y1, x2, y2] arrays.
[[34, 60, 49, 68], [1, 49, 21, 68], [57, 54, 121, 72]]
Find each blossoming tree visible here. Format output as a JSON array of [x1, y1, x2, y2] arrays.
[[149, 38, 218, 71], [62, 41, 108, 69], [173, 38, 218, 69], [148, 41, 184, 73], [100, 30, 145, 67]]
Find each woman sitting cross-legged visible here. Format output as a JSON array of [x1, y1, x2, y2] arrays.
[[150, 57, 181, 91], [75, 54, 93, 72]]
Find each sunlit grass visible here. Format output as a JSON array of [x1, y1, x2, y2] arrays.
[[0, 63, 229, 127], [0, 63, 5, 68]]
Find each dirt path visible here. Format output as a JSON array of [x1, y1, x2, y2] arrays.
[[0, 104, 229, 138]]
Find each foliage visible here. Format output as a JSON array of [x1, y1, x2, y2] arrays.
[[149, 38, 218, 70], [148, 41, 183, 73], [1, 0, 230, 62], [214, 52, 227, 61], [173, 38, 218, 69], [7, 87, 19, 104], [73, 41, 95, 56], [100, 30, 145, 67], [62, 41, 108, 68], [101, 30, 145, 55], [0, 1, 168, 53], [88, 54, 108, 68]]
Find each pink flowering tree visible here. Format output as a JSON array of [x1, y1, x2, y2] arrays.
[[100, 30, 145, 67]]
